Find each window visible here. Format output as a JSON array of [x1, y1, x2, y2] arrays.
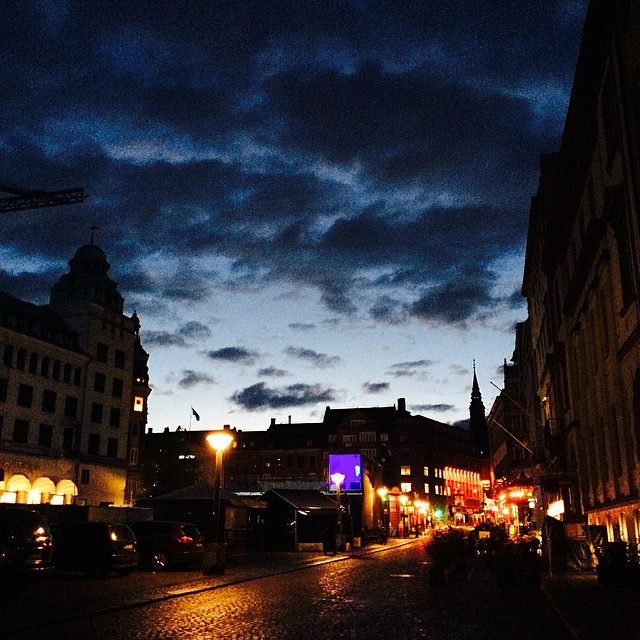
[[114, 349, 125, 369], [41, 389, 56, 413], [88, 434, 100, 455], [0, 377, 7, 403], [400, 482, 411, 493], [41, 357, 50, 378], [74, 367, 81, 386], [423, 466, 429, 476], [52, 360, 61, 380], [96, 343, 108, 363], [63, 364, 71, 384], [94, 372, 106, 393], [401, 465, 411, 476], [16, 349, 26, 370], [350, 419, 366, 427], [112, 378, 123, 398], [379, 433, 389, 443], [64, 395, 78, 417], [133, 396, 144, 412], [129, 447, 139, 465], [80, 469, 90, 485], [13, 419, 29, 443], [3, 344, 13, 367], [91, 403, 103, 423], [38, 424, 53, 447], [359, 431, 376, 443], [109, 407, 121, 428], [424, 483, 430, 494], [63, 427, 74, 451], [343, 434, 357, 445], [28, 352, 38, 374], [17, 384, 33, 408], [107, 437, 118, 458], [361, 448, 376, 459]]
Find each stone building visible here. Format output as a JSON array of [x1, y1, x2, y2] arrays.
[[517, 0, 640, 541], [0, 240, 150, 506]]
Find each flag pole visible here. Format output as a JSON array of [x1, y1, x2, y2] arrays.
[[189, 406, 192, 431]]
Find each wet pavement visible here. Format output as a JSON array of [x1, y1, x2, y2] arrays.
[[4, 536, 639, 639]]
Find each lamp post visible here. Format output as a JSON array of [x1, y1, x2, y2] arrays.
[[330, 472, 345, 545], [399, 494, 409, 538], [377, 487, 389, 540], [206, 428, 235, 545]]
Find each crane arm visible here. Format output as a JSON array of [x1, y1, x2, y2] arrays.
[[0, 183, 88, 213]]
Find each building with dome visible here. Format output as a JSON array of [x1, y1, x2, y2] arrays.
[[0, 239, 150, 506]]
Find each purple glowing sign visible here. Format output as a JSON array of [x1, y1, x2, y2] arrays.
[[328, 453, 362, 491]]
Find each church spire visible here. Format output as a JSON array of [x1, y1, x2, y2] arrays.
[[469, 360, 489, 458]]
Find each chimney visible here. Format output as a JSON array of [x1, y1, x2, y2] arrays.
[[288, 415, 292, 424], [397, 398, 406, 412], [270, 418, 276, 427]]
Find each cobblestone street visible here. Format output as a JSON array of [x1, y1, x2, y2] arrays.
[[6, 540, 569, 640]]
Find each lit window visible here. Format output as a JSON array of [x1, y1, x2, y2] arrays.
[[401, 465, 411, 476], [423, 466, 429, 476], [400, 482, 411, 493], [133, 396, 144, 412]]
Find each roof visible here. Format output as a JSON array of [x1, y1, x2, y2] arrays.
[[261, 489, 338, 511], [152, 482, 265, 508]]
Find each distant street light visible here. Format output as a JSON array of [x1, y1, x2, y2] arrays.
[[206, 428, 235, 544], [330, 472, 345, 540], [377, 487, 389, 538]]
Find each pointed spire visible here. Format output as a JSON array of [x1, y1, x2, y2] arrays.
[[472, 359, 481, 399], [469, 360, 489, 458]]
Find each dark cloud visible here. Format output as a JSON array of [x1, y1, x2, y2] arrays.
[[205, 347, 259, 364], [258, 366, 288, 377], [363, 382, 390, 394], [232, 382, 336, 410], [410, 265, 501, 326], [284, 347, 341, 368], [389, 360, 435, 378], [412, 403, 455, 414], [177, 370, 215, 389], [142, 331, 188, 348], [178, 320, 213, 340], [289, 322, 316, 331]]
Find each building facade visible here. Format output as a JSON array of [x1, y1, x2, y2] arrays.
[[515, 0, 640, 542], [0, 240, 150, 506], [144, 391, 488, 534]]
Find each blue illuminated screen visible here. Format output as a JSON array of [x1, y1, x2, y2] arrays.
[[328, 453, 362, 491]]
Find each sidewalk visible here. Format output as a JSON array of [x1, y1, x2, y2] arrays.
[[541, 569, 640, 640]]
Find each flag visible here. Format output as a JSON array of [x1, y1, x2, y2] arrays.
[[192, 407, 200, 421]]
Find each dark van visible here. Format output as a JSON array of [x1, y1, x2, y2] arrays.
[[0, 505, 54, 586], [51, 521, 138, 576]]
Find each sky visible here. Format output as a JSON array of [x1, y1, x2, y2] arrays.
[[0, 0, 588, 433]]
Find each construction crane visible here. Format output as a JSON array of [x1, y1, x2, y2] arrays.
[[0, 182, 88, 213]]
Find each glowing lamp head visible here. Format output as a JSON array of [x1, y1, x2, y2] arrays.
[[206, 430, 234, 452], [330, 472, 345, 488]]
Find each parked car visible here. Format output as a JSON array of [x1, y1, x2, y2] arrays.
[[51, 521, 138, 576], [0, 505, 54, 587], [129, 521, 204, 571]]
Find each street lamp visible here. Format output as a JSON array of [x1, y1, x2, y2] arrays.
[[330, 472, 345, 541], [206, 428, 235, 544], [377, 487, 389, 539]]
